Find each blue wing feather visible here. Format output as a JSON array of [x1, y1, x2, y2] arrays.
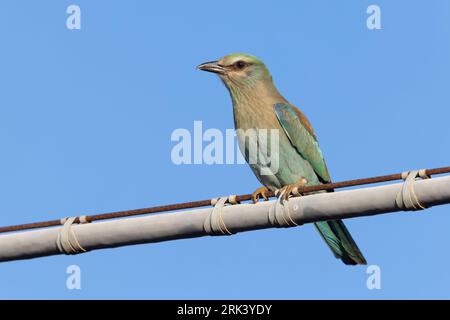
[[274, 103, 331, 183]]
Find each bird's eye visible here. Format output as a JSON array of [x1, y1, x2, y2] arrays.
[[235, 61, 247, 69]]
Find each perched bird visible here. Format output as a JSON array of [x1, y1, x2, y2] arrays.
[[198, 53, 366, 265]]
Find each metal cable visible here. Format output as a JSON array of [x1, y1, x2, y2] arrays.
[[0, 165, 449, 234]]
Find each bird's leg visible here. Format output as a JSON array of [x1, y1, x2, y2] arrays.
[[277, 178, 308, 202], [251, 186, 270, 203]]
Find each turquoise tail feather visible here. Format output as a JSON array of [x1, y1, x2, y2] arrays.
[[314, 220, 367, 265]]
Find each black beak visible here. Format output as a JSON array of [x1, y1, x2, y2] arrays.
[[197, 61, 226, 75]]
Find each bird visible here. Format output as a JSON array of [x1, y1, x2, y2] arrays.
[[198, 53, 366, 265]]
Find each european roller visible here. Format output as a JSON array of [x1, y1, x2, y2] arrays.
[[198, 53, 366, 265]]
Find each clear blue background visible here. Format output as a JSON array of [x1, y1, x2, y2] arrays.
[[0, 0, 449, 299]]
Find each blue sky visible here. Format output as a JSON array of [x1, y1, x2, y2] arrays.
[[0, 0, 449, 299]]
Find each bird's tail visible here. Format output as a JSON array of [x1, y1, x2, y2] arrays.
[[314, 220, 367, 265]]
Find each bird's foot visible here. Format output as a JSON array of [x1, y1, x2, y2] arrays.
[[276, 178, 308, 203], [251, 186, 270, 203]]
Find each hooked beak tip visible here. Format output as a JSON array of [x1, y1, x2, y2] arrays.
[[197, 61, 225, 75]]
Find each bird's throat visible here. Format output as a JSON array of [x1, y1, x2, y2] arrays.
[[228, 81, 285, 131]]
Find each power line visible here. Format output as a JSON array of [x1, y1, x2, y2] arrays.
[[1, 172, 449, 263], [0, 166, 449, 234]]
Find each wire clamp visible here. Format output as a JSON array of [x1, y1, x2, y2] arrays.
[[396, 169, 430, 211], [56, 216, 89, 255], [204, 196, 238, 236], [269, 190, 301, 228]]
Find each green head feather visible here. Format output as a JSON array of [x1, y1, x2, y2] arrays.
[[213, 53, 273, 104], [218, 53, 272, 88]]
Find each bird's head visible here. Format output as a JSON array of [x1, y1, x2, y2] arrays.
[[197, 53, 272, 91]]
